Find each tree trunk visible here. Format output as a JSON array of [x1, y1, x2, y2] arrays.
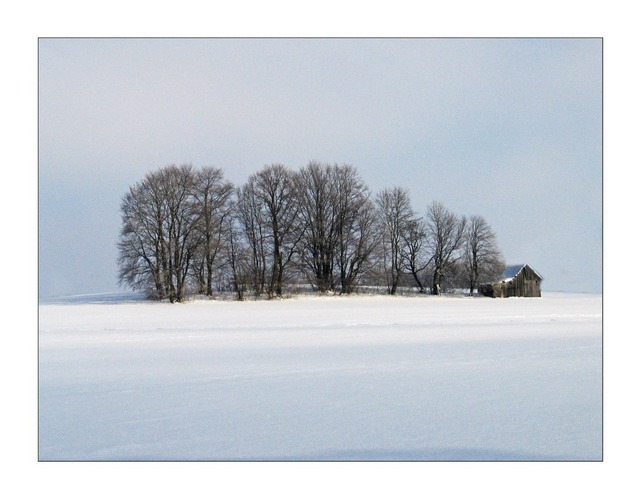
[[411, 270, 425, 293], [431, 269, 441, 295], [206, 257, 214, 296]]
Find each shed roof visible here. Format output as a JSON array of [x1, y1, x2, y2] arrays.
[[502, 264, 543, 281]]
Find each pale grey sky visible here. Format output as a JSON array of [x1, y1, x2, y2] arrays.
[[38, 38, 602, 296]]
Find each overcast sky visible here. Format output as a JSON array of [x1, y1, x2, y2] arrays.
[[38, 38, 602, 297]]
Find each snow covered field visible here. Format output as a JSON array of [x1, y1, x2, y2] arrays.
[[38, 292, 602, 461]]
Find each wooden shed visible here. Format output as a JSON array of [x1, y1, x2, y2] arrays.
[[478, 264, 543, 298]]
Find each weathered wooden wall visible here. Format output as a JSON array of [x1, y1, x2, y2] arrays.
[[479, 265, 542, 298]]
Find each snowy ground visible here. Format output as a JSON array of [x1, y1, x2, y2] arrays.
[[38, 292, 602, 461]]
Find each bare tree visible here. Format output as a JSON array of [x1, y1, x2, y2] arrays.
[[400, 217, 429, 293], [425, 201, 467, 295], [249, 164, 302, 298], [333, 165, 378, 294], [191, 167, 234, 296], [376, 187, 416, 295], [226, 209, 250, 301], [236, 182, 269, 297], [463, 215, 505, 295], [296, 162, 376, 294], [118, 164, 200, 302], [157, 164, 201, 302], [118, 173, 167, 299], [296, 161, 336, 292]]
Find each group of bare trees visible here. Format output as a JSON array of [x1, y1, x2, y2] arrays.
[[375, 190, 505, 297], [118, 162, 505, 302], [118, 165, 234, 302]]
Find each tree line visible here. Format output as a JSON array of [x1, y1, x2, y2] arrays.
[[118, 162, 505, 302]]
